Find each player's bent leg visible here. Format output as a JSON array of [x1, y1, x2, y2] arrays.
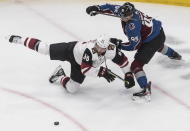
[[61, 78, 80, 93], [158, 45, 182, 60], [49, 66, 80, 93], [131, 60, 148, 89], [130, 60, 151, 101]]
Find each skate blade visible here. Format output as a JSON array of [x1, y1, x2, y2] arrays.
[[49, 65, 63, 83], [132, 94, 151, 103]]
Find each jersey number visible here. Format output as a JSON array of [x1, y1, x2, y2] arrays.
[[83, 54, 89, 61]]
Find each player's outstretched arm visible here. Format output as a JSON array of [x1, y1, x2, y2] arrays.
[[86, 4, 120, 16], [7, 35, 50, 55]]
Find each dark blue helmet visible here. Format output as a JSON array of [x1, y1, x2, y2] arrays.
[[118, 2, 135, 17]]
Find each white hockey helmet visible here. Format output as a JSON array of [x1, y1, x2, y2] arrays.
[[96, 35, 110, 49]]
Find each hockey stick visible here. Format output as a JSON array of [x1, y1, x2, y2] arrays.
[[107, 70, 129, 84], [97, 12, 138, 21], [104, 56, 129, 84], [97, 12, 121, 18]]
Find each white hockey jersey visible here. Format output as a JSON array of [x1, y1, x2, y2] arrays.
[[13, 36, 129, 77], [73, 40, 129, 76]]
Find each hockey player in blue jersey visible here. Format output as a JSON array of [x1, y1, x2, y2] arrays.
[[86, 2, 182, 101]]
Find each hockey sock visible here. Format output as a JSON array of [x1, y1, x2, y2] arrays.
[[60, 76, 70, 88], [135, 71, 148, 89], [24, 37, 41, 52], [131, 60, 148, 89], [159, 45, 175, 57]]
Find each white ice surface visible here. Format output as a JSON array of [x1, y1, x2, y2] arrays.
[[0, 1, 190, 131]]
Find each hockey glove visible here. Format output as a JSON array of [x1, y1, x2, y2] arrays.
[[110, 38, 122, 49], [86, 5, 100, 16], [124, 72, 135, 89], [98, 66, 116, 83]]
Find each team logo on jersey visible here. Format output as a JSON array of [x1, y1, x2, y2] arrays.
[[83, 54, 89, 61], [128, 23, 135, 30]]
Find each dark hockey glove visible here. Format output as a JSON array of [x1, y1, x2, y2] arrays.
[[98, 66, 116, 83], [86, 5, 100, 16], [110, 38, 122, 49], [124, 72, 135, 89]]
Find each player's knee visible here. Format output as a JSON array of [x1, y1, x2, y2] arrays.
[[158, 45, 168, 54], [65, 79, 80, 93], [130, 60, 144, 73]]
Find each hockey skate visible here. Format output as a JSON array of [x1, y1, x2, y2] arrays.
[[132, 82, 151, 102], [8, 35, 22, 43], [169, 51, 182, 60], [49, 65, 66, 83]]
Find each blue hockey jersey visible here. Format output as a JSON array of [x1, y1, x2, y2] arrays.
[[99, 4, 162, 51]]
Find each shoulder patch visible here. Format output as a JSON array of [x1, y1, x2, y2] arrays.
[[128, 23, 135, 30]]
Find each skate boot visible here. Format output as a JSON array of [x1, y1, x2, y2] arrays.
[[49, 65, 66, 83], [169, 51, 182, 60], [132, 82, 151, 102], [8, 35, 22, 43]]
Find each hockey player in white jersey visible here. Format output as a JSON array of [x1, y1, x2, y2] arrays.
[[8, 35, 135, 93]]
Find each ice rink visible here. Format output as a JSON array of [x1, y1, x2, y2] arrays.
[[0, 0, 190, 131]]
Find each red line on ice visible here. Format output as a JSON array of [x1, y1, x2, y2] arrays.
[[11, 3, 190, 128], [0, 87, 88, 131], [6, 4, 87, 130], [153, 84, 190, 110]]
